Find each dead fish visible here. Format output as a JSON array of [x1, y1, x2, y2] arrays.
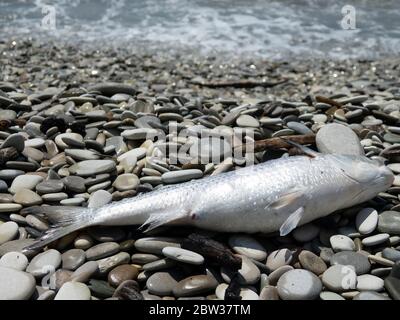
[[23, 146, 393, 251]]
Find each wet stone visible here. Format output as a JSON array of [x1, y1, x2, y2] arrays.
[[108, 264, 139, 287]]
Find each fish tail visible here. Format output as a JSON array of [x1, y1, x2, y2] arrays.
[[21, 206, 96, 251]]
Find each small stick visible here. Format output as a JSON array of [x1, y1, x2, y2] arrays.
[[236, 134, 316, 153]]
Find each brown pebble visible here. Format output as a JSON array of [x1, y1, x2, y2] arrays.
[[298, 250, 327, 275], [108, 264, 139, 287]]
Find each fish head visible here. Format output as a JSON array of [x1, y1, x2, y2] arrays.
[[329, 154, 394, 203]]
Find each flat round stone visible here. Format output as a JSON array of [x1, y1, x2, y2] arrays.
[[355, 208, 378, 235], [36, 180, 64, 194], [65, 149, 100, 161], [286, 121, 313, 135], [68, 160, 116, 177], [0, 221, 19, 245], [353, 291, 391, 300], [55, 133, 83, 149], [277, 269, 322, 300], [121, 128, 159, 140], [378, 211, 400, 235], [41, 192, 68, 202], [292, 223, 320, 242], [316, 123, 364, 155], [13, 189, 43, 206], [236, 115, 260, 128], [322, 265, 357, 292], [356, 274, 384, 291], [108, 264, 139, 287], [162, 247, 204, 265], [26, 249, 62, 277], [319, 291, 345, 300], [382, 248, 400, 262], [9, 175, 43, 194], [131, 253, 161, 264], [330, 251, 371, 275], [1, 133, 25, 152], [146, 271, 180, 296], [70, 261, 99, 283], [134, 237, 181, 254], [24, 138, 45, 149], [88, 190, 112, 208], [268, 265, 294, 285], [0, 169, 24, 180], [0, 203, 23, 213], [112, 173, 140, 191], [54, 282, 91, 300], [266, 249, 293, 271], [298, 250, 327, 275], [173, 274, 218, 297], [0, 266, 36, 300], [228, 235, 267, 261], [330, 235, 355, 252], [362, 233, 390, 246], [61, 249, 86, 271], [0, 251, 28, 271], [63, 176, 86, 193], [161, 169, 203, 184], [86, 242, 120, 261]]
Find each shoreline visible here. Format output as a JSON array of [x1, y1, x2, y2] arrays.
[[0, 38, 400, 300]]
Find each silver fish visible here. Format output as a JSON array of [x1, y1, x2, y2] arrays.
[[23, 150, 394, 250]]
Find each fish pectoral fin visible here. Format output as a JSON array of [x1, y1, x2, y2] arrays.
[[279, 207, 305, 236], [139, 210, 188, 233], [266, 189, 305, 212]]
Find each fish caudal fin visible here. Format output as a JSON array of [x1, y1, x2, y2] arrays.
[[21, 206, 95, 251]]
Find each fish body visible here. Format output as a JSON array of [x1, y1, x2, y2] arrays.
[[23, 152, 394, 250]]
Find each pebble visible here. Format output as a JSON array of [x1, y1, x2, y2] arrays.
[[113, 280, 143, 300], [319, 291, 345, 300], [88, 190, 112, 208], [361, 233, 390, 246], [378, 211, 400, 235], [96, 252, 131, 275], [131, 253, 161, 264], [382, 248, 400, 262], [355, 207, 378, 235], [36, 180, 64, 194], [42, 192, 68, 202], [108, 264, 139, 287], [0, 266, 36, 300], [330, 235, 355, 252], [146, 271, 180, 296], [236, 114, 260, 128], [266, 249, 293, 271], [26, 249, 62, 277], [0, 239, 38, 257], [134, 237, 181, 254], [298, 250, 327, 275], [268, 265, 294, 285], [259, 286, 279, 300], [112, 173, 140, 191], [330, 251, 371, 275], [61, 249, 86, 271], [173, 274, 219, 297], [353, 291, 391, 300], [161, 169, 203, 184], [277, 269, 322, 300], [74, 234, 94, 250], [86, 242, 120, 260], [0, 134, 25, 152], [13, 189, 43, 206], [162, 247, 204, 265], [322, 265, 357, 292], [55, 133, 83, 150], [63, 176, 86, 193], [356, 274, 384, 291], [0, 251, 28, 271], [316, 123, 364, 155], [228, 235, 267, 261], [0, 221, 19, 245], [292, 223, 320, 242], [70, 261, 99, 283], [9, 175, 43, 194], [54, 282, 91, 300], [68, 160, 116, 177]]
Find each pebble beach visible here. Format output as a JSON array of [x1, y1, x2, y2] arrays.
[[1, 38, 400, 301]]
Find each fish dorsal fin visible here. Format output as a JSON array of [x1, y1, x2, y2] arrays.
[[139, 209, 188, 233], [280, 137, 319, 158], [266, 188, 306, 212], [279, 207, 305, 236]]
